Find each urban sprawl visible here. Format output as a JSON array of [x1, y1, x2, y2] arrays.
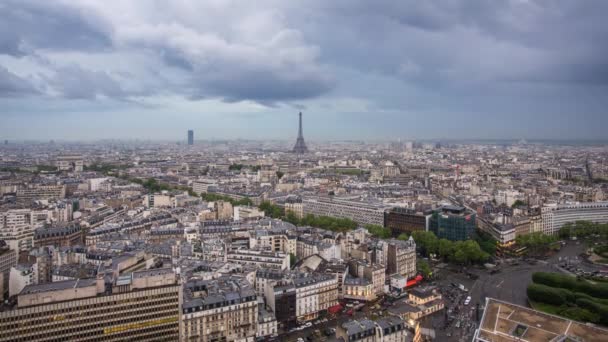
[[1, 117, 608, 342]]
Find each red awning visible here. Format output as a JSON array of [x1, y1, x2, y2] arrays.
[[328, 304, 342, 314], [406, 275, 423, 287]]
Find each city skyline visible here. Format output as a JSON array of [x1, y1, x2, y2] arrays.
[[1, 1, 608, 141]]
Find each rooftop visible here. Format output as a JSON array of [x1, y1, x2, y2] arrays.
[[475, 298, 608, 342]]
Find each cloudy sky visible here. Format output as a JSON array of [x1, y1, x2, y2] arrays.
[[1, 0, 607, 141]]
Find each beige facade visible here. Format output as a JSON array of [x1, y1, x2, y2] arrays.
[[0, 269, 180, 342], [182, 277, 258, 342]]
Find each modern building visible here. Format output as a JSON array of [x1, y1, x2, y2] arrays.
[[0, 268, 180, 342], [541, 202, 608, 235], [0, 242, 17, 298], [302, 197, 388, 226], [16, 184, 66, 202], [0, 209, 42, 253], [265, 280, 297, 328], [187, 129, 194, 145], [384, 208, 429, 237], [428, 205, 476, 241]]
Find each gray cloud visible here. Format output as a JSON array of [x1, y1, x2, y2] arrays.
[[0, 65, 39, 97], [0, 0, 112, 56], [0, 0, 607, 141]]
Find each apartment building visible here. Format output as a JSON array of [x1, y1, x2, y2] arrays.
[[182, 276, 258, 342], [302, 197, 388, 226], [226, 249, 290, 271], [16, 184, 66, 202], [0, 268, 180, 342], [386, 237, 417, 279], [0, 209, 48, 253], [348, 259, 385, 296], [33, 224, 83, 247], [343, 277, 375, 302], [293, 273, 339, 322], [337, 317, 413, 342]]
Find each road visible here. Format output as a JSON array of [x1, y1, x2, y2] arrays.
[[469, 240, 587, 307]]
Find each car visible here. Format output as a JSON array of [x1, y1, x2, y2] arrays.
[[304, 322, 313, 328], [464, 296, 471, 306], [297, 338, 304, 342]]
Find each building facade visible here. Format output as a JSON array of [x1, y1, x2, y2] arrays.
[[302, 197, 388, 226], [0, 268, 180, 342], [541, 202, 608, 235], [386, 237, 416, 279], [429, 206, 476, 241], [385, 208, 429, 237]]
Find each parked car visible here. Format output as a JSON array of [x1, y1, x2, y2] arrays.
[[464, 296, 471, 306]]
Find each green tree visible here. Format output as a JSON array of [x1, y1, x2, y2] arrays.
[[397, 233, 410, 241], [276, 171, 285, 179], [259, 201, 284, 219], [289, 253, 297, 268], [417, 259, 432, 278], [511, 200, 526, 208], [411, 231, 439, 257], [437, 239, 454, 260], [285, 211, 300, 225], [365, 224, 391, 239]]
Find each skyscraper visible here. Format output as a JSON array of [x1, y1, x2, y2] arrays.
[[187, 129, 194, 145], [292, 112, 308, 154]]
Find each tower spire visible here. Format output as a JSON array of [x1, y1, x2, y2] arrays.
[[298, 112, 303, 138], [292, 112, 308, 154]]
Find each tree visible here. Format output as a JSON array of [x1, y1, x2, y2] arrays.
[[285, 211, 300, 225], [259, 201, 283, 219], [437, 239, 454, 260], [276, 171, 284, 179], [411, 231, 439, 257], [365, 224, 391, 239], [516, 232, 558, 256], [397, 233, 410, 241], [289, 253, 297, 268], [417, 259, 432, 278], [511, 200, 526, 208]]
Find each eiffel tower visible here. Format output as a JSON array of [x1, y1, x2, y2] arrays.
[[292, 112, 308, 154]]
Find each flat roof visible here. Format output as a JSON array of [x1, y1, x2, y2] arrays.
[[475, 298, 608, 342], [20, 278, 97, 295]]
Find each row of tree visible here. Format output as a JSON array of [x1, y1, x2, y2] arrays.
[[200, 192, 253, 206], [559, 220, 608, 239], [364, 224, 392, 239], [410, 231, 490, 265], [228, 164, 261, 172], [515, 232, 559, 255]]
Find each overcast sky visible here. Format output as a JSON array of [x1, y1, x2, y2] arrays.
[[1, 0, 607, 141]]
